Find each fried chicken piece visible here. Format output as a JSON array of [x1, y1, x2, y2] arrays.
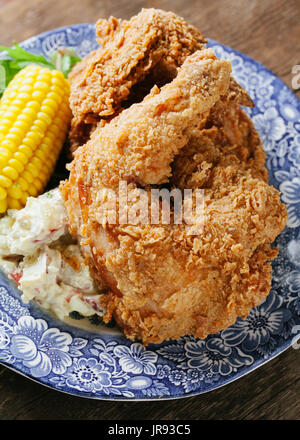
[[67, 8, 207, 152], [67, 8, 254, 154], [61, 49, 287, 344], [171, 101, 268, 190], [69, 8, 206, 121], [68, 49, 231, 188]]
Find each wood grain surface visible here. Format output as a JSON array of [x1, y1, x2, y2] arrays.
[[0, 0, 299, 421]]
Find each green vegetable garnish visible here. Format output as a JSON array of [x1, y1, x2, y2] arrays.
[[69, 311, 85, 320], [0, 42, 81, 96], [50, 47, 81, 78]]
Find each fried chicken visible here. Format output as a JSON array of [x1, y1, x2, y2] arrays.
[[61, 46, 288, 344], [67, 8, 255, 154], [67, 8, 207, 152]]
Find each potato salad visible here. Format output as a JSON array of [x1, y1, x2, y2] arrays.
[[0, 188, 106, 322]]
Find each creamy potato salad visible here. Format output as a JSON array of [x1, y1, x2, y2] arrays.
[[0, 188, 106, 322]]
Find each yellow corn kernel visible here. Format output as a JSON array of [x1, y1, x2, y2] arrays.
[[40, 104, 55, 119], [13, 120, 30, 132], [39, 137, 53, 149], [38, 170, 50, 183], [16, 177, 28, 192], [7, 183, 22, 200], [20, 192, 29, 206], [8, 158, 24, 174], [0, 187, 7, 201], [23, 170, 34, 184], [27, 184, 38, 197], [1, 140, 16, 153], [43, 131, 56, 144], [34, 81, 50, 92], [7, 128, 23, 143], [18, 145, 33, 159], [10, 99, 24, 109], [47, 123, 61, 137], [0, 198, 7, 213], [0, 148, 10, 158], [42, 98, 58, 112], [3, 110, 17, 120], [22, 77, 35, 85], [2, 166, 19, 180], [26, 163, 39, 178], [0, 175, 13, 188], [0, 155, 9, 168], [31, 120, 48, 134], [32, 178, 43, 192], [0, 119, 12, 128], [36, 74, 51, 83], [35, 149, 48, 163], [19, 85, 33, 93], [17, 93, 31, 101], [7, 197, 22, 210], [18, 113, 34, 123], [30, 156, 43, 170], [14, 151, 28, 165], [46, 91, 63, 104], [25, 101, 40, 112], [5, 133, 22, 146], [23, 130, 43, 148]]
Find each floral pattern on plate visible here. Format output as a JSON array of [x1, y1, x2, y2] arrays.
[[0, 25, 299, 400]]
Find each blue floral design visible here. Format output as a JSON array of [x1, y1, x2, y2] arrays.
[[64, 358, 112, 393], [252, 107, 286, 152], [157, 364, 172, 379], [288, 139, 300, 167], [287, 238, 300, 268], [0, 328, 10, 349], [156, 363, 220, 393], [287, 271, 300, 294], [183, 369, 206, 392], [0, 286, 30, 319], [278, 87, 300, 122], [10, 316, 75, 377], [221, 292, 292, 352], [184, 337, 253, 375], [280, 177, 300, 228], [114, 342, 157, 375], [168, 368, 187, 386], [256, 85, 276, 111], [286, 271, 300, 316]]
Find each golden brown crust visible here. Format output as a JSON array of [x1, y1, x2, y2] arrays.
[[68, 8, 206, 128], [67, 9, 254, 154], [61, 11, 287, 344]]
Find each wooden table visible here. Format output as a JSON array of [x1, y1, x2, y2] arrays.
[[0, 0, 299, 420]]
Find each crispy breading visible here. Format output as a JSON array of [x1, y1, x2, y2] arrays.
[[67, 8, 253, 154], [67, 9, 207, 152], [61, 46, 287, 344], [68, 8, 207, 121]]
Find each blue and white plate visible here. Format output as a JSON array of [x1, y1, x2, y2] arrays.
[[0, 24, 299, 400]]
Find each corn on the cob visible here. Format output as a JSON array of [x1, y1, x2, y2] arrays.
[[0, 64, 71, 213]]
